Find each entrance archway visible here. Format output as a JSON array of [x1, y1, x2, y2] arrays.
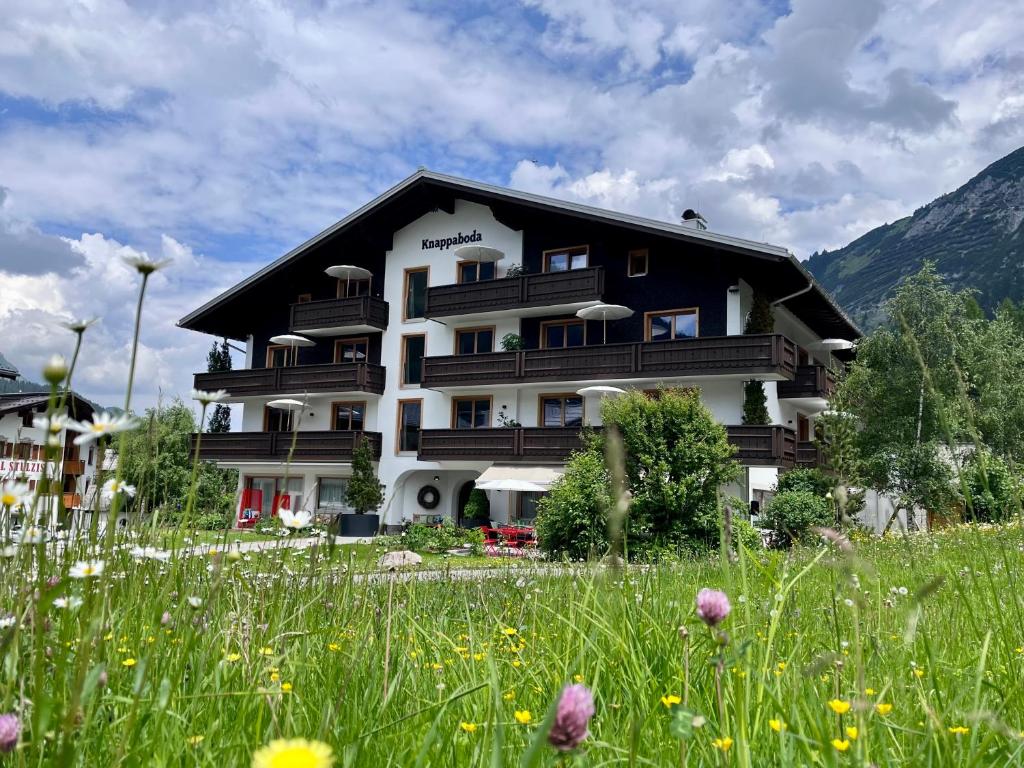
[[456, 480, 475, 527]]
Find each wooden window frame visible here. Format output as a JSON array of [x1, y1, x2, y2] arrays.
[[333, 337, 370, 364], [396, 398, 424, 455], [643, 307, 700, 341], [542, 245, 589, 273], [331, 400, 367, 431], [335, 277, 372, 298], [456, 260, 496, 284], [538, 392, 585, 427], [450, 395, 494, 429], [627, 248, 648, 277], [400, 333, 427, 388], [265, 344, 292, 368], [516, 490, 545, 521], [453, 325, 496, 355], [402, 266, 430, 321], [262, 405, 295, 433], [539, 318, 587, 349], [296, 293, 313, 304]]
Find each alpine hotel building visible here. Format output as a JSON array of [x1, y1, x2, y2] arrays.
[[179, 171, 859, 533]]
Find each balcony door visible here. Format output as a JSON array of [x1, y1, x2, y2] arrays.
[[540, 394, 584, 427]]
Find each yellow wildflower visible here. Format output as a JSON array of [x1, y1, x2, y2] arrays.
[[876, 703, 893, 716], [281, 682, 293, 693], [328, 643, 341, 652], [187, 735, 204, 746], [251, 738, 332, 768], [948, 726, 969, 735], [660, 694, 682, 708], [828, 699, 851, 715], [913, 668, 925, 678], [503, 627, 517, 636], [573, 674, 584, 683], [865, 688, 876, 695], [460, 722, 477, 734], [832, 738, 850, 752], [503, 691, 515, 701], [514, 710, 532, 725], [846, 726, 858, 740], [122, 658, 137, 668], [225, 653, 242, 663], [712, 737, 733, 752], [769, 719, 786, 732]]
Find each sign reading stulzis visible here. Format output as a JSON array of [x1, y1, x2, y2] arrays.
[[0, 459, 53, 478], [421, 230, 483, 251]]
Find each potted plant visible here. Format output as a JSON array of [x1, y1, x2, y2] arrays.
[[501, 333, 524, 351], [339, 435, 384, 536]]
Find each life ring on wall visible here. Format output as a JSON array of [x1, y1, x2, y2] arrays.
[[417, 485, 441, 510]]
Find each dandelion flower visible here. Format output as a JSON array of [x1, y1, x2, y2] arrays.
[[831, 738, 850, 752], [122, 658, 137, 668], [828, 699, 851, 715], [279, 509, 313, 530], [69, 560, 105, 579], [0, 713, 20, 753], [548, 683, 594, 752], [67, 412, 139, 445], [459, 722, 477, 734], [695, 588, 731, 627], [514, 710, 532, 725], [876, 703, 892, 716], [712, 737, 733, 752], [660, 694, 682, 708], [769, 719, 786, 732], [251, 738, 333, 768]]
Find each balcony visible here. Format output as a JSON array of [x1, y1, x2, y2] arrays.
[[422, 334, 797, 388], [419, 424, 796, 468], [62, 459, 85, 476], [193, 362, 385, 399], [63, 493, 82, 508], [424, 267, 604, 320], [192, 431, 382, 463], [289, 296, 389, 336], [777, 365, 836, 401], [796, 441, 825, 468]]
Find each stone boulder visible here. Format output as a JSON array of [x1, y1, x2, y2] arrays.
[[378, 550, 423, 569]]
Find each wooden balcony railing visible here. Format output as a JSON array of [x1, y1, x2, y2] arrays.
[[419, 424, 796, 468], [796, 441, 824, 468], [62, 459, 85, 476], [62, 493, 82, 508], [289, 295, 388, 334], [424, 267, 604, 318], [193, 363, 385, 398], [777, 365, 836, 400], [191, 431, 382, 463], [422, 334, 797, 387]]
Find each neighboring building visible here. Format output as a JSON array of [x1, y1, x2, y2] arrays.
[[0, 392, 98, 528], [178, 170, 859, 532]]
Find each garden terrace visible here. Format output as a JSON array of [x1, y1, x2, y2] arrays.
[[192, 362, 385, 399], [418, 424, 796, 467], [289, 295, 389, 335], [423, 266, 604, 320], [421, 333, 797, 388], [191, 430, 382, 462], [777, 364, 836, 400]]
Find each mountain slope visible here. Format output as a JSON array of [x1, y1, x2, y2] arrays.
[[807, 146, 1024, 329]]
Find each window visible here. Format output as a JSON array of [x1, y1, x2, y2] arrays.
[[543, 245, 588, 272], [264, 406, 294, 432], [266, 344, 291, 368], [645, 308, 698, 341], [457, 260, 495, 283], [332, 401, 366, 431], [401, 334, 425, 386], [540, 394, 584, 427], [336, 278, 371, 298], [541, 319, 586, 349], [334, 338, 369, 364], [397, 400, 422, 453], [318, 477, 352, 512], [296, 293, 312, 304], [452, 397, 492, 429], [455, 327, 494, 355], [403, 267, 429, 320], [627, 249, 648, 277], [518, 491, 543, 523]]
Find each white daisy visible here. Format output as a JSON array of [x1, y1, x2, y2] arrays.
[[278, 509, 313, 530], [0, 615, 15, 629], [130, 546, 171, 562], [1, 481, 29, 509], [101, 479, 136, 501], [69, 559, 105, 579], [53, 597, 83, 610], [187, 596, 203, 609], [191, 389, 231, 405], [18, 526, 46, 544], [33, 414, 68, 434], [67, 412, 139, 445], [122, 253, 172, 275], [61, 317, 99, 333]]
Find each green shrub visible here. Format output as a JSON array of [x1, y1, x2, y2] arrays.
[[534, 451, 613, 560], [776, 467, 834, 497], [961, 451, 1023, 523], [762, 490, 833, 547], [194, 510, 230, 530], [462, 489, 490, 521], [732, 517, 764, 551]]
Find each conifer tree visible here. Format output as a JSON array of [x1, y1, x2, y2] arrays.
[[205, 340, 233, 433], [742, 293, 773, 425], [346, 435, 384, 515]]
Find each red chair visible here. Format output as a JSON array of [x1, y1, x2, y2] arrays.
[[480, 526, 502, 556]]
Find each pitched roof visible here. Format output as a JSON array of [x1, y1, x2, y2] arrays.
[[0, 391, 95, 421], [0, 352, 18, 380], [179, 169, 860, 340]]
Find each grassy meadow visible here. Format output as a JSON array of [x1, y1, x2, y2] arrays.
[[3, 522, 1024, 766]]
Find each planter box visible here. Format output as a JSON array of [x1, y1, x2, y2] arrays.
[[337, 513, 380, 537]]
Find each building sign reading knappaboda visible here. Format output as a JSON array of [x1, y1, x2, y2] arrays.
[[421, 230, 482, 251]]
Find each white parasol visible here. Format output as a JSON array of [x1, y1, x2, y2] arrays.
[[576, 303, 634, 344], [576, 385, 626, 398], [270, 333, 315, 366], [266, 398, 306, 410], [325, 265, 373, 297]]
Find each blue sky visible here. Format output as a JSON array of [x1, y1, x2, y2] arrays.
[[0, 0, 1022, 409]]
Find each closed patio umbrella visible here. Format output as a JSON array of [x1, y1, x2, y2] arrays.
[[576, 303, 633, 344]]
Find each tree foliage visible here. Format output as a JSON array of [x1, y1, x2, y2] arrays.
[[742, 292, 774, 425], [345, 435, 384, 515], [534, 450, 613, 560], [119, 399, 237, 528], [205, 340, 232, 433], [761, 490, 832, 547]]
